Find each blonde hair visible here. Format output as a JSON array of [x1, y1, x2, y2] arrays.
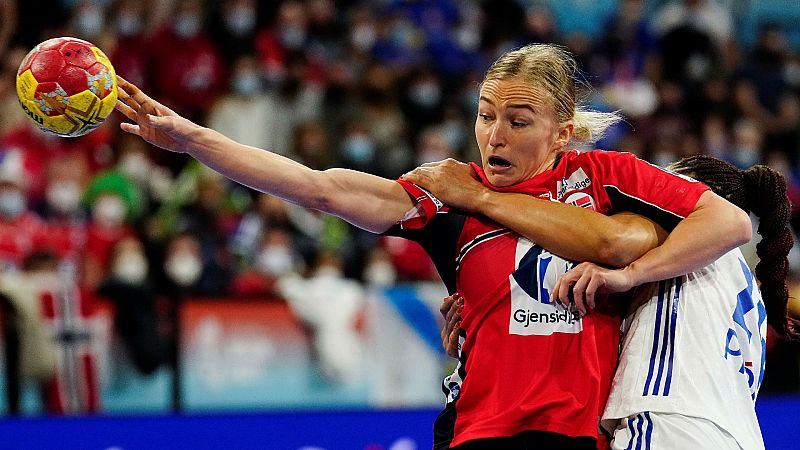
[[483, 44, 622, 143]]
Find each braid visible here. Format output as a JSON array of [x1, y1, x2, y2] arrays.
[[744, 166, 799, 339], [668, 155, 799, 340]]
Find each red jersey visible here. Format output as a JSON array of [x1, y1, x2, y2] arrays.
[[389, 150, 709, 448]]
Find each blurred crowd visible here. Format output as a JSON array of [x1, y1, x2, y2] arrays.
[[0, 0, 798, 412]]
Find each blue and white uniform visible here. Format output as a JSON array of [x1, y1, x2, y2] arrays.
[[602, 248, 766, 450]]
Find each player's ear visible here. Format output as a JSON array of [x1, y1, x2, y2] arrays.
[[553, 121, 573, 150]]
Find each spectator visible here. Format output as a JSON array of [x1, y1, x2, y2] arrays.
[[148, 0, 225, 121], [108, 0, 154, 90], [81, 170, 141, 290], [0, 251, 101, 414], [98, 236, 167, 375], [278, 250, 365, 384], [0, 150, 48, 270]]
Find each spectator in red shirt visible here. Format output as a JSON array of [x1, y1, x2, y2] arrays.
[[148, 0, 225, 122], [0, 150, 48, 270]]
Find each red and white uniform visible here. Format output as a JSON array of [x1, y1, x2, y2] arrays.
[[388, 150, 709, 448]]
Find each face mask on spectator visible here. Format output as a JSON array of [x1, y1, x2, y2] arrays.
[[279, 25, 306, 50], [409, 81, 441, 109], [174, 12, 202, 39], [112, 252, 149, 284], [225, 6, 257, 36], [165, 252, 203, 287], [92, 195, 127, 226], [46, 181, 82, 214], [364, 261, 396, 287], [231, 72, 263, 96], [256, 245, 295, 277], [75, 7, 104, 38], [116, 12, 143, 37], [350, 24, 377, 52], [341, 134, 376, 164], [0, 189, 25, 219], [119, 152, 151, 183]]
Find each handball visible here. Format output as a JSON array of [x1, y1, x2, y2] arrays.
[[16, 37, 117, 137]]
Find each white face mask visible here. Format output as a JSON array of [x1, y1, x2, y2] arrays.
[[174, 12, 202, 39], [46, 181, 81, 214], [92, 195, 127, 226], [116, 12, 143, 37], [350, 24, 377, 52], [112, 252, 149, 284], [165, 253, 203, 287], [224, 6, 257, 36], [279, 25, 306, 50], [256, 246, 295, 276], [0, 189, 25, 219], [364, 262, 396, 287], [409, 81, 442, 108], [75, 7, 104, 38], [119, 152, 151, 183]]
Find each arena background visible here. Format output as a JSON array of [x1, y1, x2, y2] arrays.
[[0, 0, 798, 449]]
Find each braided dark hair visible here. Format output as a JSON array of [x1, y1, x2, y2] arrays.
[[668, 155, 799, 339]]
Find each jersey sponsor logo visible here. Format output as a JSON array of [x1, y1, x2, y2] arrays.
[[556, 167, 592, 199], [564, 192, 596, 211], [509, 238, 582, 336], [724, 259, 767, 400]]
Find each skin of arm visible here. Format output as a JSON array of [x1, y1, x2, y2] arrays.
[[552, 190, 753, 314], [403, 159, 666, 267], [115, 77, 412, 233]]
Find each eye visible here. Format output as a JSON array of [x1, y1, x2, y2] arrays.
[[510, 120, 528, 128], [478, 113, 493, 122]]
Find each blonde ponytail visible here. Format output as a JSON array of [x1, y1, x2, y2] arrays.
[[572, 109, 624, 143]]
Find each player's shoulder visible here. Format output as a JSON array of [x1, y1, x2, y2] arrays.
[[560, 148, 640, 167]]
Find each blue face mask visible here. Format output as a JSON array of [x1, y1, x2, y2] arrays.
[[0, 189, 25, 219], [341, 134, 376, 164], [231, 72, 263, 96]]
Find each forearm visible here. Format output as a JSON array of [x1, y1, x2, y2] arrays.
[[186, 127, 412, 233], [479, 190, 661, 267], [187, 127, 322, 204], [624, 191, 752, 285]]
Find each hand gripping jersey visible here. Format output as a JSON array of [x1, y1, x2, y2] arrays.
[[602, 248, 766, 450], [388, 150, 709, 449]]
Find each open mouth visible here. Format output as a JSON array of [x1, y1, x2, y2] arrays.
[[488, 156, 512, 169]]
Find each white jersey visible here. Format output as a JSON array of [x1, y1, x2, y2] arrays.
[[602, 248, 766, 450]]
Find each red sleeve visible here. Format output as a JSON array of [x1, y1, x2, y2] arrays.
[[584, 151, 710, 229], [394, 179, 447, 230]]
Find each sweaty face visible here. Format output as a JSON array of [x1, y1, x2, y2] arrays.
[[474, 78, 568, 187]]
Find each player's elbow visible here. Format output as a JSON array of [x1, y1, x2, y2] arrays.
[[595, 216, 663, 268], [301, 169, 338, 212], [596, 228, 648, 268], [729, 205, 753, 246]]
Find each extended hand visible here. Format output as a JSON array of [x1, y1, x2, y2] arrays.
[[115, 76, 201, 153], [440, 293, 463, 358], [552, 262, 636, 316], [403, 159, 487, 212]]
